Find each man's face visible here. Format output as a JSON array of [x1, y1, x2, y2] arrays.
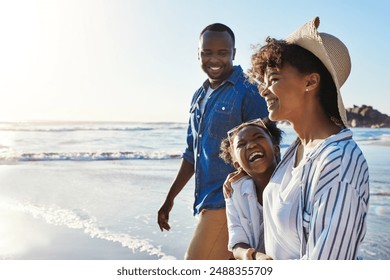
[[198, 30, 235, 88]]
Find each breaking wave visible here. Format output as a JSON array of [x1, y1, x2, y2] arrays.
[[1, 151, 182, 162]]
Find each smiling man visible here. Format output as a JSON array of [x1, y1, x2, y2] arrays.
[[157, 23, 268, 260]]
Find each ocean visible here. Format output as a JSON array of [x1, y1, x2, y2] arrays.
[[0, 121, 389, 260]]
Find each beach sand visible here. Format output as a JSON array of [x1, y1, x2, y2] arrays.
[[0, 209, 157, 260], [0, 159, 192, 260]]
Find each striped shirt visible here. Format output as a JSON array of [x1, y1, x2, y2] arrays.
[[263, 129, 369, 259]]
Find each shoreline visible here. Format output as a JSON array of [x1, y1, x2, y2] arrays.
[[0, 209, 158, 260], [369, 141, 390, 146]]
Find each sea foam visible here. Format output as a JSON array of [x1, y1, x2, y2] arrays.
[[0, 198, 176, 260]]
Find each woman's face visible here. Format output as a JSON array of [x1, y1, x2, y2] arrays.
[[261, 63, 308, 122], [231, 125, 277, 178]]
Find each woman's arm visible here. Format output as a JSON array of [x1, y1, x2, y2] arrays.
[[304, 182, 367, 259]]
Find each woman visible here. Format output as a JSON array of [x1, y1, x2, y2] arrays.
[[219, 118, 282, 260], [249, 17, 369, 259]]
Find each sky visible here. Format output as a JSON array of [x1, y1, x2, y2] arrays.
[[0, 0, 389, 122]]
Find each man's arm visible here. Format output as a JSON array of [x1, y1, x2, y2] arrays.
[[157, 158, 194, 231]]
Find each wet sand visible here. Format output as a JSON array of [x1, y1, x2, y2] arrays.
[[0, 209, 157, 260]]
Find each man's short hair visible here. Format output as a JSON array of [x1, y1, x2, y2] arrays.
[[200, 23, 235, 46]]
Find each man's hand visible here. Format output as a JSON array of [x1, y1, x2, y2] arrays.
[[157, 200, 173, 231]]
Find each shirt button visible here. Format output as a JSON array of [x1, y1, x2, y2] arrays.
[[222, 106, 225, 110], [197, 154, 200, 157], [199, 134, 202, 138], [197, 115, 200, 118]]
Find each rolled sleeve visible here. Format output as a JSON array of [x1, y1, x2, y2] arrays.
[[182, 119, 194, 164], [226, 198, 250, 251]]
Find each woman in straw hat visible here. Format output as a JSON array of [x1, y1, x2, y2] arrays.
[[248, 17, 369, 259]]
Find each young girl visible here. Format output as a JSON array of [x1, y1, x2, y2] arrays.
[[219, 118, 282, 260]]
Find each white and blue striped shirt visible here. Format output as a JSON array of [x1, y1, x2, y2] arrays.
[[263, 129, 369, 259]]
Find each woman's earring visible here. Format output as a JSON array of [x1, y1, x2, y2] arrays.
[[305, 88, 309, 92]]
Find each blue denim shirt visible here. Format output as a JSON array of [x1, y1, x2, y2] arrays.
[[182, 65, 268, 215]]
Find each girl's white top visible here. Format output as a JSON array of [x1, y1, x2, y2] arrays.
[[226, 175, 264, 253], [263, 129, 369, 259]]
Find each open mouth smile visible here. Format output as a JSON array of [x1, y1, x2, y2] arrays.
[[208, 66, 222, 71], [248, 151, 264, 162]]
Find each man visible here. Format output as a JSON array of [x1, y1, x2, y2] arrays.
[[157, 23, 268, 259]]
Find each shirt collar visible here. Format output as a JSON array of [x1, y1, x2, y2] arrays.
[[310, 128, 353, 158], [202, 65, 243, 91], [231, 175, 257, 196], [295, 128, 353, 159]]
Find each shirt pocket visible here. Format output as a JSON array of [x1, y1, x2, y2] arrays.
[[207, 101, 234, 140]]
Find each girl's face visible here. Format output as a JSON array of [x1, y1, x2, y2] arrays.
[[260, 63, 308, 122], [231, 125, 277, 177]]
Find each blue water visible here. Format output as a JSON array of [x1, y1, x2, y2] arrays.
[[0, 122, 389, 259]]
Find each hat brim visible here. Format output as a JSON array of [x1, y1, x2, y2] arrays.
[[285, 17, 350, 127]]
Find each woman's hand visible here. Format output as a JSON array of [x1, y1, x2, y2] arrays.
[[254, 252, 273, 260], [223, 173, 235, 199], [243, 248, 256, 260], [232, 244, 272, 260], [223, 168, 247, 199]]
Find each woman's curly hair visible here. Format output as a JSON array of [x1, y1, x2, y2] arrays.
[[248, 37, 343, 127], [248, 37, 283, 84], [219, 117, 283, 166]]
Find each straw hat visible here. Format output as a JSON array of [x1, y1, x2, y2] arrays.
[[285, 17, 351, 127]]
